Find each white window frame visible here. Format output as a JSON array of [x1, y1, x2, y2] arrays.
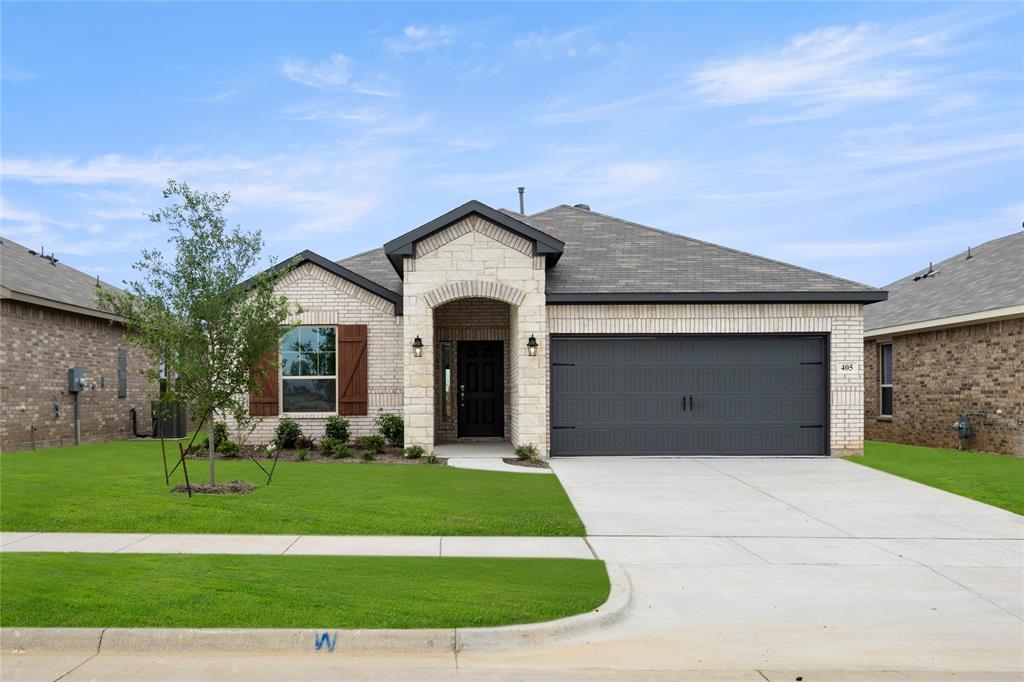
[[879, 343, 893, 417], [280, 325, 338, 415]]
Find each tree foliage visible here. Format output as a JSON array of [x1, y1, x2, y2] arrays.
[[98, 180, 298, 484]]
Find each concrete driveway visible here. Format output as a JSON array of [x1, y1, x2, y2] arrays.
[[460, 456, 1024, 676]]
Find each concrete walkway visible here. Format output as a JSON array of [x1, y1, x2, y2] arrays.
[[0, 532, 591, 559]]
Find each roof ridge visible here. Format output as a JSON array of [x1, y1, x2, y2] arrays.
[[548, 204, 879, 292], [1, 234, 120, 292]]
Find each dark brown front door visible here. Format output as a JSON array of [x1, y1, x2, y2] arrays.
[[458, 341, 504, 437]]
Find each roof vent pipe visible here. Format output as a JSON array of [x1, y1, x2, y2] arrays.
[[517, 187, 525, 215], [573, 203, 590, 211], [966, 246, 972, 260]]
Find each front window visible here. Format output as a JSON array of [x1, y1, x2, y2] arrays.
[[281, 326, 336, 412], [879, 343, 893, 417], [440, 342, 453, 422]]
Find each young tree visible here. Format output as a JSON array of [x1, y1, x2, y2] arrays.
[[100, 180, 297, 486]]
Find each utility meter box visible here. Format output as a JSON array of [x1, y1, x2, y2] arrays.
[[67, 368, 85, 393]]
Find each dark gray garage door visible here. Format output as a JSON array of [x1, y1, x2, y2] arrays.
[[550, 335, 827, 456]]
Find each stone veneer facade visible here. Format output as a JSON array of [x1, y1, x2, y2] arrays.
[[547, 303, 866, 456], [864, 318, 1024, 456], [0, 299, 154, 451], [402, 215, 549, 455]]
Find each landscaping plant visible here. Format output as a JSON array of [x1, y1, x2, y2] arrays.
[[514, 444, 539, 462], [324, 416, 350, 443], [274, 419, 302, 449], [404, 445, 424, 459], [295, 448, 309, 462], [360, 435, 385, 458], [331, 444, 353, 459], [97, 180, 297, 486], [375, 411, 404, 447]]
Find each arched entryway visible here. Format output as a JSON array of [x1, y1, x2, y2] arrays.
[[432, 297, 511, 443]]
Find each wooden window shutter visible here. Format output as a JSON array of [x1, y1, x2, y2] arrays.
[[249, 347, 280, 416], [338, 324, 368, 416]]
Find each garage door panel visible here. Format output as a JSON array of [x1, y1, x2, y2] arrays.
[[550, 336, 827, 456]]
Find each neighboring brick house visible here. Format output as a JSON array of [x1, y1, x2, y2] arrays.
[[864, 231, 1024, 456], [0, 237, 155, 452], [243, 200, 886, 458]]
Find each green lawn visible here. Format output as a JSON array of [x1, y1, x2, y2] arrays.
[[0, 553, 609, 628], [854, 441, 1024, 515], [0, 439, 585, 536]]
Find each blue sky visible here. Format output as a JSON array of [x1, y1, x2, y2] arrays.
[[2, 2, 1021, 288]]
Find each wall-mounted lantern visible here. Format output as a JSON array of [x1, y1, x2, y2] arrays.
[[412, 335, 424, 358], [527, 335, 539, 357]]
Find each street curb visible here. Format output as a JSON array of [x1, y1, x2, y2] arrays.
[[0, 564, 629, 655]]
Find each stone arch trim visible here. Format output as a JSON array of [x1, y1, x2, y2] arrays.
[[423, 280, 526, 309]]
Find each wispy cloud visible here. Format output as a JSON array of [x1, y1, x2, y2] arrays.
[[690, 13, 1003, 120], [1, 66, 38, 82], [281, 53, 353, 90], [513, 27, 610, 59], [384, 25, 456, 54]]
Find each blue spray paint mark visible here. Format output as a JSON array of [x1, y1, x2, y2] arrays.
[[314, 631, 337, 652]]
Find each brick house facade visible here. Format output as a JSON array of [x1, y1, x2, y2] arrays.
[[863, 232, 1024, 457], [241, 201, 885, 458], [0, 239, 156, 452]]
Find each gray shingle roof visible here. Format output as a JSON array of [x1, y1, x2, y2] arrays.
[[334, 204, 884, 302], [336, 247, 403, 295], [515, 205, 880, 296], [0, 235, 118, 315], [864, 231, 1024, 332]]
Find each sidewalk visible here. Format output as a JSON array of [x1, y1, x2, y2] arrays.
[[0, 532, 593, 559]]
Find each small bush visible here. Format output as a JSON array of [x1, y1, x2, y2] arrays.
[[264, 444, 277, 459], [514, 443, 539, 461], [318, 436, 339, 456], [275, 419, 302, 449], [219, 440, 241, 458], [324, 416, 350, 443], [404, 444, 425, 459], [331, 444, 353, 459], [212, 421, 230, 449], [360, 434, 385, 454], [295, 448, 309, 461], [426, 454, 439, 464], [375, 411, 404, 447], [362, 450, 376, 461], [296, 435, 315, 450]]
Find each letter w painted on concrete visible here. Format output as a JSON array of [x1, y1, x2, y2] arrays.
[[314, 631, 337, 652]]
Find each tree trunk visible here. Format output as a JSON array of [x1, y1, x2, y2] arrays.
[[208, 427, 216, 486]]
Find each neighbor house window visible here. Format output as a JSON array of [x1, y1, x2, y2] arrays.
[[879, 343, 893, 417], [281, 326, 336, 412]]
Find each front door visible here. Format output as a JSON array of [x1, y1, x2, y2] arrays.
[[458, 341, 504, 437]]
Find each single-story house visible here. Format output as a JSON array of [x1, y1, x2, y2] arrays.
[[0, 236, 156, 451], [864, 231, 1023, 456], [245, 200, 887, 458]]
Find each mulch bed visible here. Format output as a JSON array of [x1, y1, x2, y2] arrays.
[[171, 480, 256, 495], [186, 445, 447, 466], [502, 458, 550, 469]]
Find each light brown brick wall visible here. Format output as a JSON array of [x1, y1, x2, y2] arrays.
[[547, 303, 866, 456], [864, 318, 1024, 456], [0, 299, 155, 451], [239, 263, 403, 445], [433, 298, 511, 442]]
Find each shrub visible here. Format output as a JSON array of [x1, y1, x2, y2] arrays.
[[514, 443, 539, 461], [318, 435, 339, 456], [296, 435, 315, 450], [331, 444, 353, 459], [275, 419, 302, 449], [362, 450, 376, 461], [426, 454, 439, 464], [264, 444, 277, 459], [295, 448, 309, 461], [403, 444, 425, 459], [324, 416, 350, 443], [212, 421, 230, 449], [360, 434, 385, 454], [219, 440, 241, 458], [375, 411, 404, 447]]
